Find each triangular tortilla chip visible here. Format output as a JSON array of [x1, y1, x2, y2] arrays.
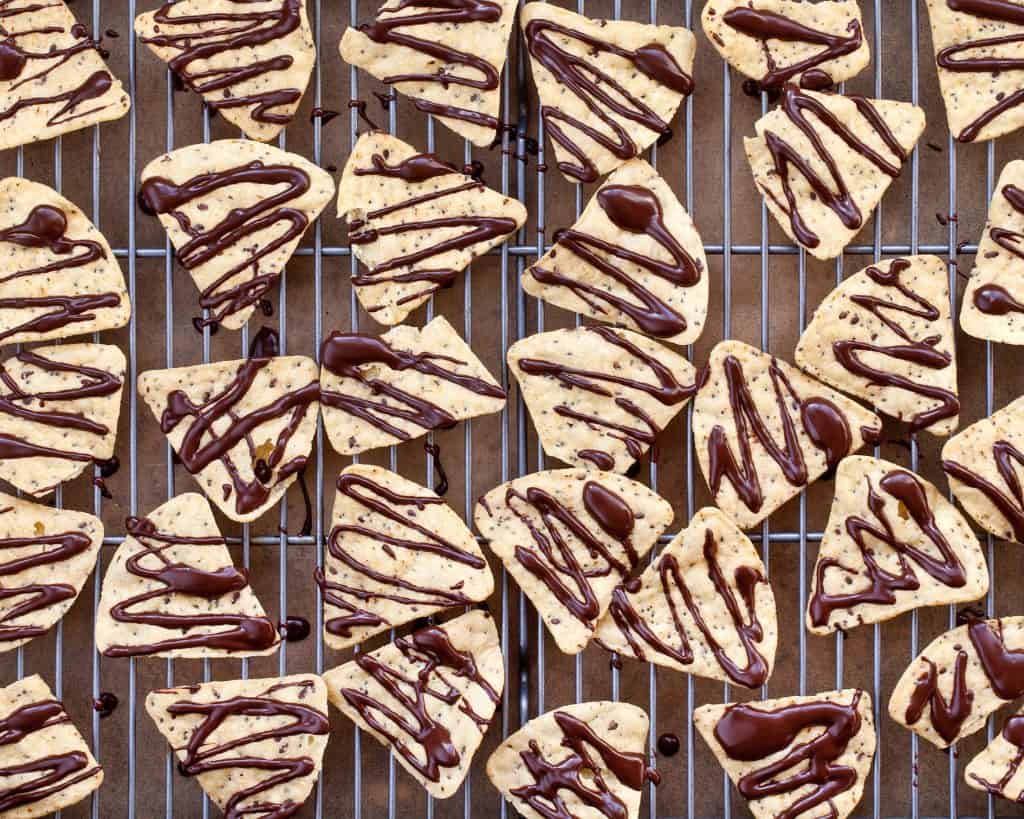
[[0, 674, 103, 817], [340, 0, 516, 146], [145, 675, 328, 818], [474, 468, 673, 654], [139, 140, 333, 331], [745, 85, 925, 259], [594, 506, 777, 687], [795, 255, 960, 437], [924, 0, 1024, 143], [138, 352, 319, 523], [701, 0, 869, 92], [317, 464, 494, 650], [694, 340, 882, 530], [0, 493, 102, 654], [509, 326, 698, 473], [521, 3, 695, 183], [338, 133, 526, 325], [135, 0, 315, 141], [95, 493, 280, 659], [520, 158, 708, 345], [0, 178, 130, 344], [961, 159, 1024, 344], [0, 0, 129, 151], [888, 615, 1024, 748], [965, 705, 1024, 803], [322, 610, 504, 798], [320, 315, 506, 456], [695, 689, 875, 819], [0, 343, 125, 498], [942, 394, 1024, 545], [487, 701, 656, 819], [807, 456, 987, 635]]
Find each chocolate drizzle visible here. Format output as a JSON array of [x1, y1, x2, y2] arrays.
[[354, 0, 503, 131], [320, 331, 505, 439], [523, 16, 693, 183], [157, 354, 318, 515], [518, 326, 703, 468], [0, 697, 101, 813], [166, 679, 328, 819], [503, 480, 638, 626], [708, 354, 854, 515], [604, 528, 769, 688], [934, 0, 1024, 141], [829, 258, 959, 432], [138, 160, 312, 329], [102, 514, 278, 657], [316, 471, 486, 639], [511, 710, 659, 819], [943, 440, 1024, 542], [722, 8, 862, 91], [713, 692, 863, 819], [140, 0, 304, 127], [348, 152, 517, 312], [969, 714, 1024, 797], [761, 85, 907, 249], [973, 183, 1024, 317], [809, 469, 967, 628], [528, 185, 703, 338], [340, 621, 500, 782]]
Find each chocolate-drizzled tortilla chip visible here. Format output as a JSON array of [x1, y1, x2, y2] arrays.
[[474, 468, 673, 655], [0, 674, 104, 818], [594, 506, 778, 688], [941, 394, 1024, 546], [924, 0, 1024, 143], [701, 0, 869, 91], [965, 704, 1024, 803], [795, 255, 960, 437], [318, 464, 494, 651], [889, 616, 1024, 748], [322, 610, 504, 798], [696, 689, 875, 819], [521, 3, 696, 183], [806, 456, 987, 636], [694, 340, 881, 531], [319, 315, 505, 456], [95, 493, 280, 659], [146, 675, 328, 818], [0, 0, 130, 151], [0, 343, 125, 498], [138, 353, 319, 523], [135, 0, 315, 142], [487, 701, 656, 819], [0, 493, 102, 655], [0, 178, 130, 345], [744, 86, 925, 260], [509, 325, 698, 474], [520, 158, 709, 346], [961, 160, 1024, 344], [338, 132, 526, 326], [339, 0, 516, 146], [139, 140, 333, 331]]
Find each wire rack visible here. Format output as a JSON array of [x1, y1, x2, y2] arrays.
[[5, 0, 1024, 817]]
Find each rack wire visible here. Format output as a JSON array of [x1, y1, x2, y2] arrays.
[[4, 0, 1024, 817]]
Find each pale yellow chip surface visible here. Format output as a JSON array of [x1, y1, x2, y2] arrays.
[[694, 340, 882, 530], [475, 468, 673, 654], [807, 456, 987, 635], [594, 507, 777, 687], [319, 464, 494, 650], [965, 704, 1024, 803], [520, 158, 708, 345], [322, 610, 504, 798], [795, 255, 960, 437]]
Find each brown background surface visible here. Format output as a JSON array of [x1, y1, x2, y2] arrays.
[[3, 0, 1024, 816]]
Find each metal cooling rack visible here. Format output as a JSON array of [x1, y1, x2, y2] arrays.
[[6, 0, 1024, 816]]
